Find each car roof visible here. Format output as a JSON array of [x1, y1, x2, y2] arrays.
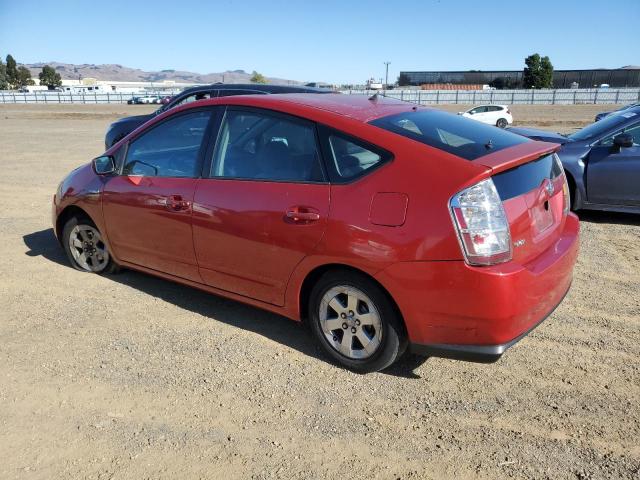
[[190, 93, 418, 123], [179, 83, 333, 95]]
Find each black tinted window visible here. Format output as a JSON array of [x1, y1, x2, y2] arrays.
[[173, 91, 214, 108], [217, 89, 267, 97], [370, 109, 529, 160], [210, 109, 324, 182], [569, 110, 639, 141], [123, 111, 211, 177], [492, 154, 562, 201], [328, 134, 385, 180]]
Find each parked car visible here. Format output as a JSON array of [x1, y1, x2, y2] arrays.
[[53, 94, 579, 372], [459, 105, 513, 128], [127, 95, 158, 105], [106, 84, 334, 149], [508, 105, 640, 213], [595, 102, 640, 122]]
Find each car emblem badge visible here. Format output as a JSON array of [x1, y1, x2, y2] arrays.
[[545, 180, 554, 197], [513, 239, 526, 248]]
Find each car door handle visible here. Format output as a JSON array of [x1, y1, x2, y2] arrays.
[[286, 207, 320, 223], [161, 195, 191, 212]]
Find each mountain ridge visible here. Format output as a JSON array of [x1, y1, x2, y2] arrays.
[[24, 62, 302, 85]]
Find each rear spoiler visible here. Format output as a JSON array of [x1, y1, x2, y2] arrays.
[[474, 141, 561, 175]]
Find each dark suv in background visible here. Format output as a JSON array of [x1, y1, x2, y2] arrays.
[[105, 84, 334, 149]]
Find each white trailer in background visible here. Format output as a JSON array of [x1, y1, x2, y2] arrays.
[[19, 85, 50, 92]]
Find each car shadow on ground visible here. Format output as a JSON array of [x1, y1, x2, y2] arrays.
[[577, 210, 640, 226], [23, 228, 428, 379]]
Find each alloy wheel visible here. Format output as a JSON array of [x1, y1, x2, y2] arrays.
[[318, 286, 383, 360], [68, 225, 110, 272]]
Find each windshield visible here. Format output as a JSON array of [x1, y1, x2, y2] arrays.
[[568, 110, 639, 141], [369, 109, 528, 161]]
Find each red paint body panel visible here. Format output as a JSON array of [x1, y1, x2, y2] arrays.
[[52, 93, 580, 357], [192, 178, 330, 305], [369, 192, 408, 227], [375, 213, 579, 345], [102, 175, 201, 282]]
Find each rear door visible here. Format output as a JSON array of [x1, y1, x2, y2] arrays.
[[586, 122, 640, 206], [192, 107, 329, 305], [103, 109, 213, 281]]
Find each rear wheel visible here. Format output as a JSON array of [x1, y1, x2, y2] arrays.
[[308, 270, 406, 373], [62, 216, 119, 274], [496, 118, 508, 128]]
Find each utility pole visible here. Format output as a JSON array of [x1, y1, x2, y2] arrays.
[[383, 61, 391, 87]]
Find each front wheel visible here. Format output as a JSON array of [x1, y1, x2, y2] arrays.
[[308, 270, 406, 373], [496, 118, 508, 128], [62, 216, 119, 274]]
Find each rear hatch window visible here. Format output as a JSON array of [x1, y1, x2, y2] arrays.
[[369, 109, 529, 160]]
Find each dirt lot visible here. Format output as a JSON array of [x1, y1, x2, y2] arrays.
[[0, 104, 638, 480]]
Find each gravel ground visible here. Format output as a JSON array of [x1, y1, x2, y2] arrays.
[[0, 104, 638, 480]]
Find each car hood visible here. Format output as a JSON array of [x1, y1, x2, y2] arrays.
[[506, 126, 571, 144]]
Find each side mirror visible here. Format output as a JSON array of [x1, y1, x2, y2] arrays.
[[613, 134, 634, 149], [93, 155, 116, 175]]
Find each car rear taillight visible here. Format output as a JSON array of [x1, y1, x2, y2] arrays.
[[506, 108, 511, 115], [554, 153, 570, 215], [450, 178, 512, 266]]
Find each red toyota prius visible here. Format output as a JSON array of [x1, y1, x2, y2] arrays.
[[52, 94, 579, 372]]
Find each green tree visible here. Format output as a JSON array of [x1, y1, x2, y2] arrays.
[[523, 53, 554, 89], [16, 66, 35, 87], [250, 71, 267, 84], [539, 56, 554, 88], [6, 54, 18, 88], [0, 59, 8, 90], [39, 65, 62, 88]]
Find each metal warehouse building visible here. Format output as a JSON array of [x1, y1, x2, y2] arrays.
[[400, 67, 640, 88]]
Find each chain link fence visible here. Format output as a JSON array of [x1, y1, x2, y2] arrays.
[[2, 88, 640, 105], [339, 88, 640, 105]]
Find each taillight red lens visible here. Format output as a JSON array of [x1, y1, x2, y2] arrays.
[[450, 179, 512, 266]]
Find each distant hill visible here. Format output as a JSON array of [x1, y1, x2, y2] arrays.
[[23, 62, 303, 85]]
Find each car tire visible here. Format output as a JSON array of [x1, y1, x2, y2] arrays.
[[496, 118, 508, 128], [62, 215, 119, 274], [308, 270, 407, 373]]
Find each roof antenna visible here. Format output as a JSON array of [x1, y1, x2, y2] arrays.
[[368, 92, 378, 101]]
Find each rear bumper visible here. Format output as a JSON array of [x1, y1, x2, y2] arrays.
[[375, 213, 579, 361], [409, 284, 570, 362]]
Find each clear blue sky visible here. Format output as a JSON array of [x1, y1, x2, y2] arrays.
[[1, 0, 639, 84]]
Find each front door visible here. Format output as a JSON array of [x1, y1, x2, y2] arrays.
[[103, 109, 213, 281], [587, 123, 640, 206], [192, 107, 330, 305]]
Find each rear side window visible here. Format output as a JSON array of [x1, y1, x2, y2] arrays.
[[318, 127, 391, 183], [370, 109, 529, 160]]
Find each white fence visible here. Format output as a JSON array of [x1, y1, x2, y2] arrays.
[[0, 91, 139, 104], [340, 88, 640, 105], [1, 88, 640, 105]]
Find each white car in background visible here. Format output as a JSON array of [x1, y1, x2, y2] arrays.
[[459, 105, 513, 128]]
